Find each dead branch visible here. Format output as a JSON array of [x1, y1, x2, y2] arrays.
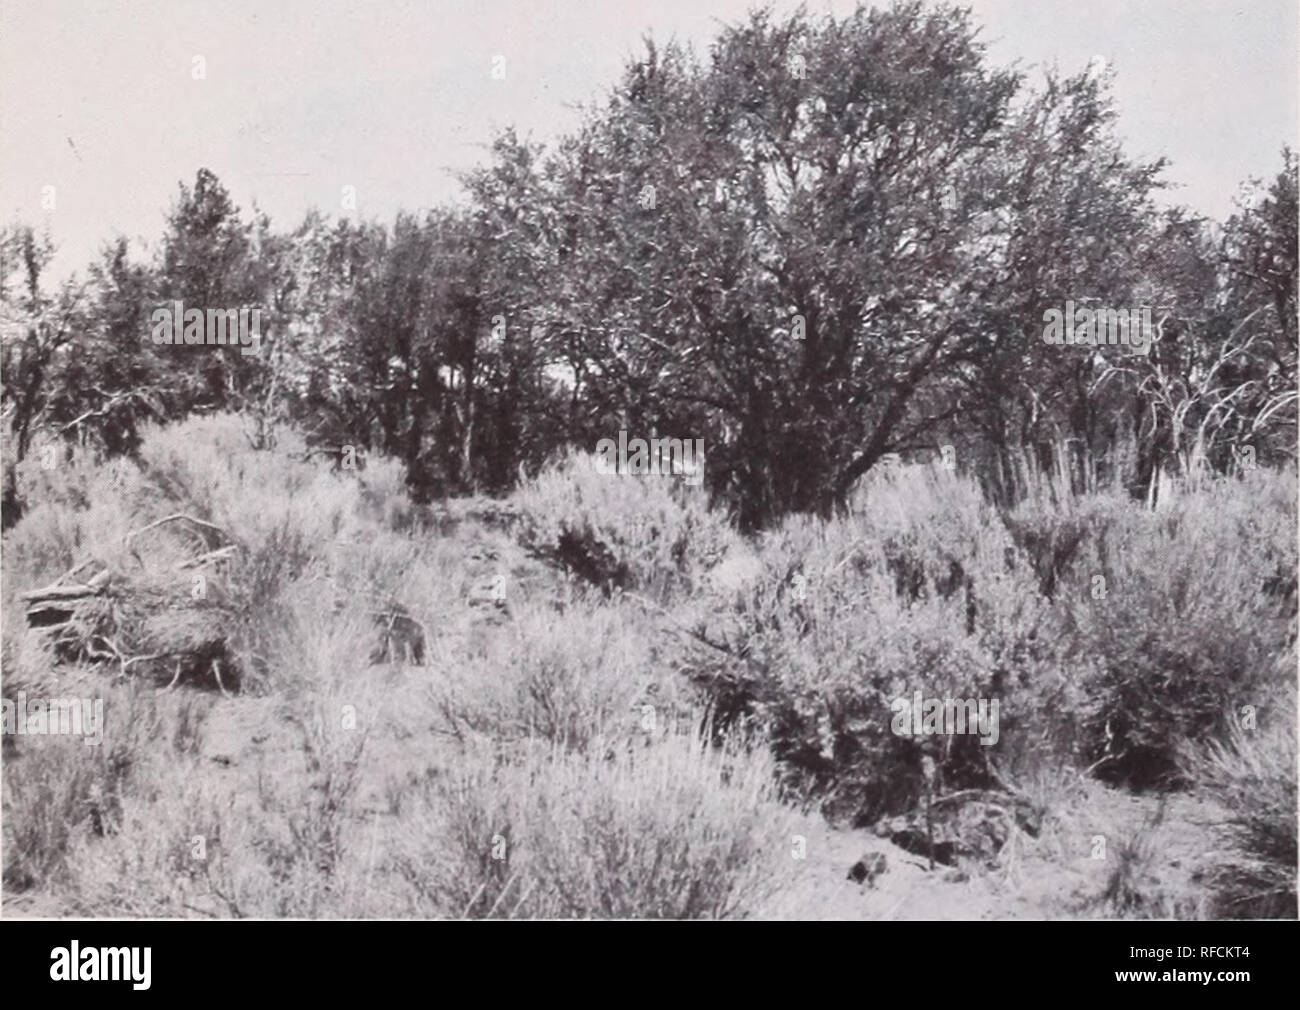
[[176, 545, 239, 570], [57, 389, 139, 434], [126, 513, 233, 550], [618, 589, 752, 663], [55, 558, 101, 586], [212, 658, 233, 699], [21, 580, 109, 603]]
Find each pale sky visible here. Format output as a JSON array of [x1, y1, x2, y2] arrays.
[[2, 0, 1295, 283]]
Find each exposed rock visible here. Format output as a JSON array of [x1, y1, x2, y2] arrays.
[[847, 851, 888, 886]]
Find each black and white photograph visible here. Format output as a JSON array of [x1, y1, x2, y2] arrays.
[[0, 0, 1295, 944]]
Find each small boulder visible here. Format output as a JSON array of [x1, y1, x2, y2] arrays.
[[847, 852, 888, 886]]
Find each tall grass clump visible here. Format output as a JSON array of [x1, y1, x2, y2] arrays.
[[52, 594, 384, 918], [1180, 683, 1297, 919]]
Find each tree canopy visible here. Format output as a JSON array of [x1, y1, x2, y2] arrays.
[[2, 2, 1294, 530]]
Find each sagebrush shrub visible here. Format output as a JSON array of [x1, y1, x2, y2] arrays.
[[2, 414, 386, 693], [687, 475, 1078, 825], [1054, 471, 1296, 787], [514, 450, 739, 602]]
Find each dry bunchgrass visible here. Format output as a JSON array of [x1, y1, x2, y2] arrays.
[[2, 678, 212, 901], [428, 592, 691, 753], [1180, 683, 1298, 919], [384, 729, 807, 919]]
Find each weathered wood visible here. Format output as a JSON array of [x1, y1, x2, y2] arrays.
[[20, 583, 105, 602], [22, 568, 111, 603], [176, 545, 238, 570], [126, 513, 231, 548]]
